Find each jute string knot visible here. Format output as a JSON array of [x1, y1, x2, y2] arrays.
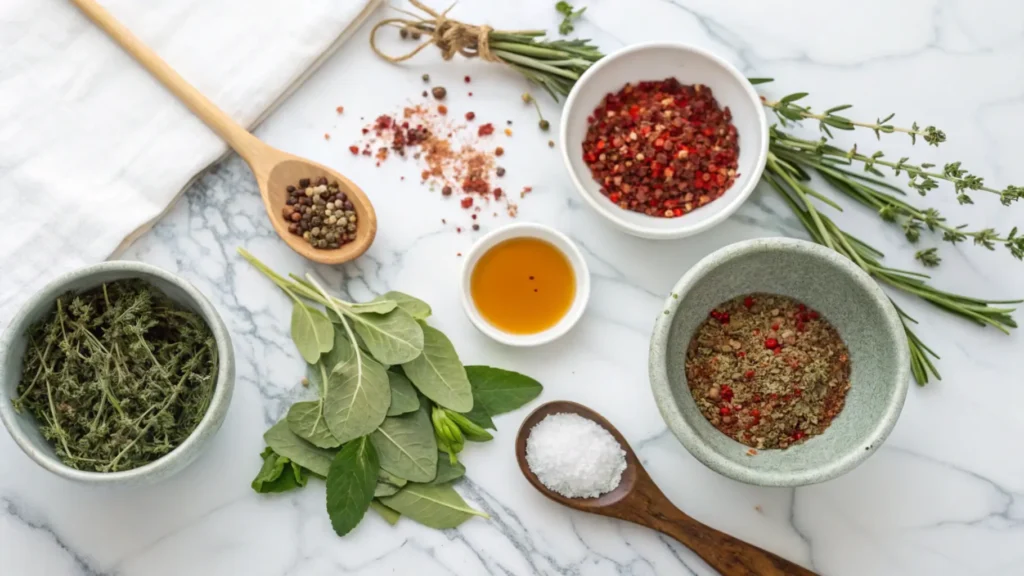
[[370, 1, 501, 64]]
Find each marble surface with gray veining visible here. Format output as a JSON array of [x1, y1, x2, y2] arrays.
[[3, 1, 1023, 574]]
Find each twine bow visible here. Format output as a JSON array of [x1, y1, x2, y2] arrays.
[[370, 1, 505, 64]]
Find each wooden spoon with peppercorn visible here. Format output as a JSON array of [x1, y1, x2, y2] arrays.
[[516, 401, 818, 576], [70, 0, 376, 265]]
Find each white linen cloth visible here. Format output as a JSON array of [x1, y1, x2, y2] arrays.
[[0, 0, 380, 328]]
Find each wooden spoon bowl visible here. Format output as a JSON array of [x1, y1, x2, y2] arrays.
[[72, 0, 376, 265], [516, 401, 817, 576]]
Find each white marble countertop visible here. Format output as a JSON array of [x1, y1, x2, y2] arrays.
[[3, 1, 1024, 574]]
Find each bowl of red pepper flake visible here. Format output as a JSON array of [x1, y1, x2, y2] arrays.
[[560, 42, 769, 239], [649, 238, 910, 486]]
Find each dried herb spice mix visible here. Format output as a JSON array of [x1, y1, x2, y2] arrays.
[[13, 280, 218, 472], [582, 79, 739, 218], [685, 294, 851, 450], [282, 177, 358, 249]]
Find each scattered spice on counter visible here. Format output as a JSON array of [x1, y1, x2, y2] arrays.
[[582, 78, 739, 218], [685, 294, 851, 450], [478, 123, 495, 137], [431, 86, 447, 99], [335, 106, 344, 114], [14, 280, 218, 472], [465, 111, 476, 121], [282, 177, 358, 249], [526, 413, 626, 499], [323, 133, 331, 140], [421, 73, 430, 82]]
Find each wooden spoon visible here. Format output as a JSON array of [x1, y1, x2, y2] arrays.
[[515, 401, 818, 576], [70, 0, 376, 265]]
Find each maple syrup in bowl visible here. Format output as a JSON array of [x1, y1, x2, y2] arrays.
[[461, 223, 590, 346]]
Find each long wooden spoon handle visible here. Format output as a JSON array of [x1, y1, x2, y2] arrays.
[[69, 0, 263, 159], [648, 507, 817, 576]]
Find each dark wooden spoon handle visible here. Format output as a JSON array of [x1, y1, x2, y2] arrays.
[[644, 504, 816, 576]]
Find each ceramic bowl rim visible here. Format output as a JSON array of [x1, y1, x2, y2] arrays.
[[0, 261, 234, 484], [559, 41, 770, 239], [648, 238, 911, 486], [460, 223, 591, 346]]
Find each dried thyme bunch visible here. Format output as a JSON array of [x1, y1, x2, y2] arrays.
[[13, 280, 218, 472]]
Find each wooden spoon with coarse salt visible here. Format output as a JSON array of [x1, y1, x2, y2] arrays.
[[515, 401, 818, 576], [70, 0, 376, 265]]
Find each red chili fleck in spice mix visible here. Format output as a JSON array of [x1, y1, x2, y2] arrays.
[[582, 78, 740, 218], [685, 293, 851, 450]]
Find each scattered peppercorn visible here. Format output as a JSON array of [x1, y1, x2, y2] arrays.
[[478, 123, 495, 136], [282, 177, 358, 250], [431, 86, 447, 100], [437, 105, 448, 115], [465, 111, 476, 121], [464, 75, 471, 83], [548, 140, 555, 148], [461, 197, 474, 209], [495, 147, 504, 157], [399, 28, 409, 39], [422, 73, 430, 82], [472, 224, 480, 231], [539, 119, 550, 131], [496, 167, 506, 177], [582, 78, 740, 218], [323, 133, 330, 140], [422, 90, 428, 98], [336, 106, 344, 114], [442, 185, 453, 196], [685, 293, 851, 450], [348, 145, 359, 154]]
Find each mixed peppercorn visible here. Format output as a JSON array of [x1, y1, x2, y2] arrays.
[[281, 177, 358, 249], [582, 78, 740, 218], [685, 293, 851, 450]]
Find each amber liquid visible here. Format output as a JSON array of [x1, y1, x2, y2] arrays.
[[470, 237, 576, 335]]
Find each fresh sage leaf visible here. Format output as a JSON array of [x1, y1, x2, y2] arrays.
[[370, 407, 438, 482], [323, 349, 390, 445], [461, 398, 496, 431], [252, 447, 309, 493], [322, 328, 355, 373], [428, 455, 465, 485], [444, 409, 493, 442], [264, 419, 337, 477], [287, 399, 340, 449], [291, 301, 334, 364], [387, 371, 420, 416], [374, 482, 401, 497], [378, 469, 408, 488], [465, 366, 543, 416], [369, 500, 401, 525], [326, 436, 378, 537], [380, 484, 488, 529], [348, 308, 424, 365], [382, 291, 431, 320], [402, 326, 473, 412], [348, 299, 398, 314]]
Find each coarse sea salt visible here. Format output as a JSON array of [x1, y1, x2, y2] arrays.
[[525, 412, 627, 499]]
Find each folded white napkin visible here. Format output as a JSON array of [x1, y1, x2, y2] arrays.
[[0, 0, 380, 328]]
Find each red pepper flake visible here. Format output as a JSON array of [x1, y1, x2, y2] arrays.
[[438, 105, 448, 115], [336, 106, 344, 114], [495, 146, 504, 156], [464, 75, 471, 83], [323, 133, 331, 140], [764, 338, 779, 349], [460, 196, 474, 209], [348, 145, 359, 155], [478, 123, 495, 137], [743, 296, 754, 308], [465, 111, 475, 121], [744, 370, 755, 379], [492, 187, 503, 199]]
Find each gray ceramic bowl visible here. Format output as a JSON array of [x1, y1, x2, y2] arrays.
[[0, 262, 234, 486], [649, 238, 909, 486]]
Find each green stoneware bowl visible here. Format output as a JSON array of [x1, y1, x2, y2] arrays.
[[0, 261, 235, 486], [649, 238, 909, 486]]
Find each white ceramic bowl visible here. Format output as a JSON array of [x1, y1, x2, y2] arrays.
[[560, 42, 769, 239], [461, 223, 590, 346]]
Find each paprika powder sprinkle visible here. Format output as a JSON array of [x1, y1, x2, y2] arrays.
[[582, 78, 740, 218], [685, 293, 851, 450]]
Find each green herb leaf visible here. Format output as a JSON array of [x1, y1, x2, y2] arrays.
[[323, 351, 390, 445], [348, 308, 424, 365], [378, 468, 408, 488], [402, 326, 473, 412], [555, 1, 572, 15], [369, 500, 401, 525], [287, 399, 341, 449], [251, 447, 310, 493], [380, 484, 488, 529], [291, 302, 334, 364], [382, 291, 432, 320], [387, 370, 421, 416], [264, 419, 337, 477], [347, 299, 399, 314], [465, 366, 543, 416], [374, 481, 402, 497], [326, 436, 378, 536], [428, 454, 466, 485], [322, 327, 355, 372], [461, 398, 496, 430], [370, 407, 438, 482]]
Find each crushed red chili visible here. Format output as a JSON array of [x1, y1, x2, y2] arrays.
[[582, 78, 740, 218], [685, 293, 851, 450]]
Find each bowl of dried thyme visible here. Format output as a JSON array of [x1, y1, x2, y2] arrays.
[[649, 238, 910, 486], [0, 262, 234, 485]]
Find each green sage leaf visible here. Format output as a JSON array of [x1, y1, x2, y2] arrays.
[[370, 407, 438, 482], [286, 399, 341, 449], [326, 436, 378, 537], [291, 302, 334, 364], [348, 308, 424, 365], [402, 326, 473, 412], [374, 482, 401, 497], [465, 366, 542, 416], [428, 454, 465, 485], [264, 419, 337, 477], [323, 350, 390, 445], [322, 327, 355, 372], [378, 469, 408, 488], [348, 299, 398, 314], [387, 370, 420, 416], [461, 399, 496, 430], [381, 291, 431, 320], [369, 500, 401, 525], [380, 484, 488, 529], [251, 447, 309, 493]]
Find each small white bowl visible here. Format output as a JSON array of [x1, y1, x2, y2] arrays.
[[560, 42, 769, 239], [461, 223, 590, 346]]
